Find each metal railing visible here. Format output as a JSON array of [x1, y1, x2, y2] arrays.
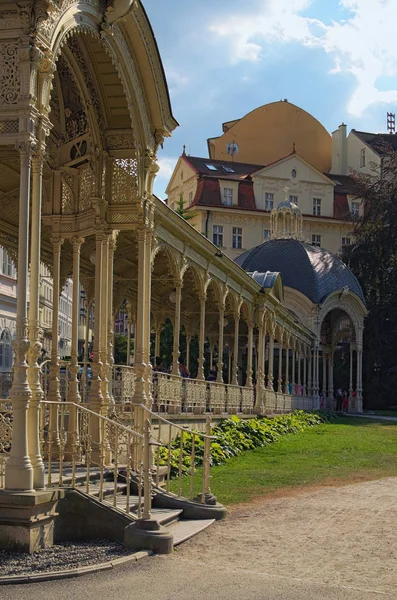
[[142, 405, 214, 503]]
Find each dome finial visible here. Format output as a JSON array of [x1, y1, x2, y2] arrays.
[[271, 190, 304, 241]]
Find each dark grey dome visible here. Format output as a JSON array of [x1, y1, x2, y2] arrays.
[[235, 239, 364, 304]]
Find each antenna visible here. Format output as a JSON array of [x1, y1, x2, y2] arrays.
[[387, 112, 395, 134], [226, 140, 239, 162]]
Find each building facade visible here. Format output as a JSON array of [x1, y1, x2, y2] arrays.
[[166, 102, 369, 260]]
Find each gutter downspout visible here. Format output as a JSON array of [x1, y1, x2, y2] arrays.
[[205, 210, 210, 239]]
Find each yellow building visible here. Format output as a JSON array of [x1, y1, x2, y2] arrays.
[[166, 101, 360, 259]]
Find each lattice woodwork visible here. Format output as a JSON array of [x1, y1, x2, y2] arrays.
[[112, 158, 139, 204]]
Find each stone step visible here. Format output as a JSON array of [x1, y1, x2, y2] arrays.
[[166, 518, 215, 545]]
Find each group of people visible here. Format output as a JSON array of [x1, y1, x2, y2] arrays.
[[152, 356, 190, 378], [335, 388, 349, 412]]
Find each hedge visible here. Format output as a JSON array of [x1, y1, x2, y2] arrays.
[[156, 410, 330, 477]]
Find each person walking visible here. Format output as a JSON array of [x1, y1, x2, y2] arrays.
[[336, 388, 343, 411]]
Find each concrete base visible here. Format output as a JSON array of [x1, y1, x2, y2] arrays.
[[124, 518, 173, 555], [0, 489, 64, 553]]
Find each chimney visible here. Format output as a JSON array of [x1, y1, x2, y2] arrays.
[[330, 123, 347, 175]]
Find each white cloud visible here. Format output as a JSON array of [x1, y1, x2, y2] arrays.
[[210, 0, 397, 116], [156, 156, 179, 181]]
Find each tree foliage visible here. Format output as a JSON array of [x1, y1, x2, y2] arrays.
[[175, 193, 195, 221], [342, 144, 397, 408]]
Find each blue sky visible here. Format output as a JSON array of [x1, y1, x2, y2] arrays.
[[144, 0, 397, 198]]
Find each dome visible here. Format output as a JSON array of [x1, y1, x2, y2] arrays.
[[235, 239, 364, 304], [277, 200, 299, 212]]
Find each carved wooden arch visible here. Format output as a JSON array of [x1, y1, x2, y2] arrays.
[[318, 291, 366, 346], [37, 4, 151, 157], [151, 242, 181, 281], [240, 299, 253, 324]]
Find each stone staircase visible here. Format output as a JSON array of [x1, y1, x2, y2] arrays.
[[53, 467, 218, 551]]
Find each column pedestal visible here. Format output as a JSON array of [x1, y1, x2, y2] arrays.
[[0, 489, 64, 553]]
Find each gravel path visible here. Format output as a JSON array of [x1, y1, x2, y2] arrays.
[[3, 478, 397, 598], [0, 540, 134, 576]]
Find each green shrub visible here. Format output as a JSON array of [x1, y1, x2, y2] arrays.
[[155, 410, 327, 477]]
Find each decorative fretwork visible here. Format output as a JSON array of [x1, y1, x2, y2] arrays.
[[184, 380, 207, 413], [112, 158, 139, 204], [78, 164, 94, 212], [0, 400, 12, 488], [226, 385, 241, 414], [57, 56, 88, 142], [208, 382, 226, 414], [0, 44, 20, 106], [241, 388, 255, 413], [0, 120, 18, 134], [61, 172, 74, 214]]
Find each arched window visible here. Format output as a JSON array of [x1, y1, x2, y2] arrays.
[[0, 329, 13, 370]]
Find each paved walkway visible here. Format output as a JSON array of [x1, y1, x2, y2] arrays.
[[4, 476, 397, 599]]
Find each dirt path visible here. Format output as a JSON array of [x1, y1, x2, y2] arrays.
[[5, 477, 397, 599], [174, 476, 397, 596]]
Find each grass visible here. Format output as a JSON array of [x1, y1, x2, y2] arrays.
[[373, 410, 397, 417], [172, 417, 397, 505]]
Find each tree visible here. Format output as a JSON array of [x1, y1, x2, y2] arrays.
[[342, 144, 397, 408], [175, 193, 195, 221]]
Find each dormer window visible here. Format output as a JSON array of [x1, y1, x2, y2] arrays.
[[223, 188, 233, 206], [205, 164, 217, 171]]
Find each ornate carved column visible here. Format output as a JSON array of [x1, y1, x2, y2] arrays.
[[308, 351, 313, 398], [88, 232, 104, 409], [5, 143, 34, 491], [232, 311, 239, 386], [285, 337, 290, 393], [322, 352, 327, 396], [356, 345, 363, 412], [132, 228, 151, 405], [107, 233, 117, 402], [27, 148, 45, 490], [328, 348, 334, 407], [154, 323, 161, 360], [171, 282, 182, 376], [246, 320, 254, 388], [255, 315, 266, 413], [277, 342, 283, 393], [217, 303, 225, 384], [65, 237, 84, 461], [100, 235, 110, 403], [46, 237, 63, 460], [197, 293, 206, 381], [126, 320, 132, 365], [303, 350, 307, 396], [267, 333, 274, 391], [291, 348, 296, 392]]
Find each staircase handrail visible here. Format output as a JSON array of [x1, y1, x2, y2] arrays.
[[140, 404, 216, 440]]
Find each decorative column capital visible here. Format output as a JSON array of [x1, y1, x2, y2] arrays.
[[50, 236, 64, 252], [72, 236, 85, 251]]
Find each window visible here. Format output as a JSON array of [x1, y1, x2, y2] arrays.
[[313, 198, 321, 216], [264, 229, 271, 240], [351, 201, 359, 218], [360, 148, 366, 168], [2, 250, 14, 277], [0, 329, 12, 369], [289, 195, 298, 205], [222, 165, 235, 173], [312, 234, 321, 247], [188, 191, 193, 204], [205, 163, 217, 171], [342, 237, 351, 247], [223, 188, 233, 206], [232, 227, 243, 249], [213, 225, 223, 247], [180, 170, 184, 180], [265, 192, 274, 210]]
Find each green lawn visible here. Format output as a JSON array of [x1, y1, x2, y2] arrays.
[[173, 417, 397, 505]]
